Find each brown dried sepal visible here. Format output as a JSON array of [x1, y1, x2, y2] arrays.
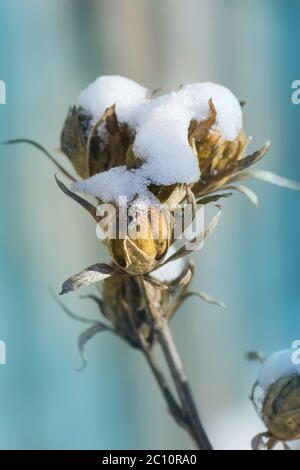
[[101, 275, 157, 348], [60, 106, 90, 179]]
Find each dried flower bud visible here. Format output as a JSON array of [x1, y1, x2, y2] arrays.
[[106, 204, 172, 275], [188, 100, 253, 197], [189, 101, 246, 174], [60, 105, 133, 179], [261, 375, 300, 442], [251, 349, 300, 444]]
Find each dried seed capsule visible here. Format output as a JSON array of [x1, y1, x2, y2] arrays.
[[261, 375, 300, 441], [251, 349, 300, 443]]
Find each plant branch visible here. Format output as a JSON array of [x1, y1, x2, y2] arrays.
[[140, 278, 213, 450], [139, 335, 187, 428], [157, 321, 212, 450]]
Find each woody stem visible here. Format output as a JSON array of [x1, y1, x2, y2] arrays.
[[139, 336, 192, 432], [140, 278, 213, 450]]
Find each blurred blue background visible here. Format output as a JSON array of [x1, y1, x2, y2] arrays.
[[0, 0, 299, 450]]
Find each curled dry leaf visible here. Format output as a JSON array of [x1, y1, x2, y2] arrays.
[[251, 432, 270, 451], [3, 138, 76, 182], [50, 288, 100, 325], [164, 205, 222, 264], [77, 322, 110, 371], [180, 290, 226, 308], [196, 192, 232, 205], [80, 294, 104, 313], [55, 174, 101, 222], [223, 184, 259, 207], [231, 169, 300, 191], [50, 290, 116, 370], [60, 263, 117, 295], [166, 263, 194, 290]]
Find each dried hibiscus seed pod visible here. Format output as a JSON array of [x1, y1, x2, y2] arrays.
[[106, 203, 172, 276], [249, 349, 300, 450]]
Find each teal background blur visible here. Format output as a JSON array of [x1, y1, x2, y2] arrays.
[[0, 0, 300, 450]]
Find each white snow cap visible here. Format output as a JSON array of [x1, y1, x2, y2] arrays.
[[74, 76, 243, 202], [177, 82, 242, 141], [151, 246, 186, 283], [79, 75, 149, 125], [258, 349, 300, 393], [133, 94, 200, 185]]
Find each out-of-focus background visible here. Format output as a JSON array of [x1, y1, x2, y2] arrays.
[[0, 0, 299, 450]]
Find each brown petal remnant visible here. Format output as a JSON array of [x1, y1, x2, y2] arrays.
[[55, 174, 101, 222], [3, 139, 76, 182], [164, 205, 222, 264]]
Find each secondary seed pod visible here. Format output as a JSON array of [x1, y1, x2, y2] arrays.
[[189, 100, 254, 197], [261, 375, 300, 442], [250, 349, 300, 448]]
